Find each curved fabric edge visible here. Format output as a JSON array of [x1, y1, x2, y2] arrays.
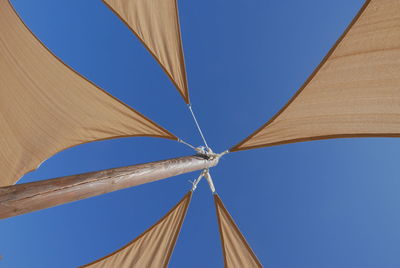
[[214, 194, 263, 268], [230, 0, 372, 152], [80, 191, 192, 268], [8, 0, 177, 142], [101, 0, 190, 104], [4, 1, 177, 186], [173, 0, 190, 104], [18, 134, 177, 185], [231, 133, 400, 152]]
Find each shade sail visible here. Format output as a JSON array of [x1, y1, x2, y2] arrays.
[[214, 194, 262, 268], [231, 0, 400, 151], [0, 0, 176, 187], [81, 191, 192, 268], [102, 0, 190, 103]]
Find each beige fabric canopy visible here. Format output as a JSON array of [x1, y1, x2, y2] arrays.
[[102, 0, 190, 103], [214, 194, 262, 268], [231, 0, 400, 151], [0, 0, 176, 187], [81, 192, 192, 268]]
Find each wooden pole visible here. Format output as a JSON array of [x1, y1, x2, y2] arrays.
[[0, 155, 219, 219]]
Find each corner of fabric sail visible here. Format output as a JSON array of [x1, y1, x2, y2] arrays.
[[214, 194, 263, 268], [1, 0, 178, 186], [80, 191, 192, 268], [229, 0, 378, 152], [229, 141, 250, 152], [101, 0, 190, 103]]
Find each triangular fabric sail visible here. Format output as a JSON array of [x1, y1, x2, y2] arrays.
[[0, 0, 176, 187], [102, 0, 190, 103], [214, 194, 262, 268], [81, 191, 192, 268], [231, 0, 400, 151]]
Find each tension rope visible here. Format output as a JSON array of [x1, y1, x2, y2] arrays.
[[188, 104, 210, 150], [178, 102, 231, 193], [190, 169, 216, 193], [178, 138, 197, 150]]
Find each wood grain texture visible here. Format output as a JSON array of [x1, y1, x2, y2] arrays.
[[0, 155, 218, 219]]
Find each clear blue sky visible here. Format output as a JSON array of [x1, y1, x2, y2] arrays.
[[3, 0, 400, 267]]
